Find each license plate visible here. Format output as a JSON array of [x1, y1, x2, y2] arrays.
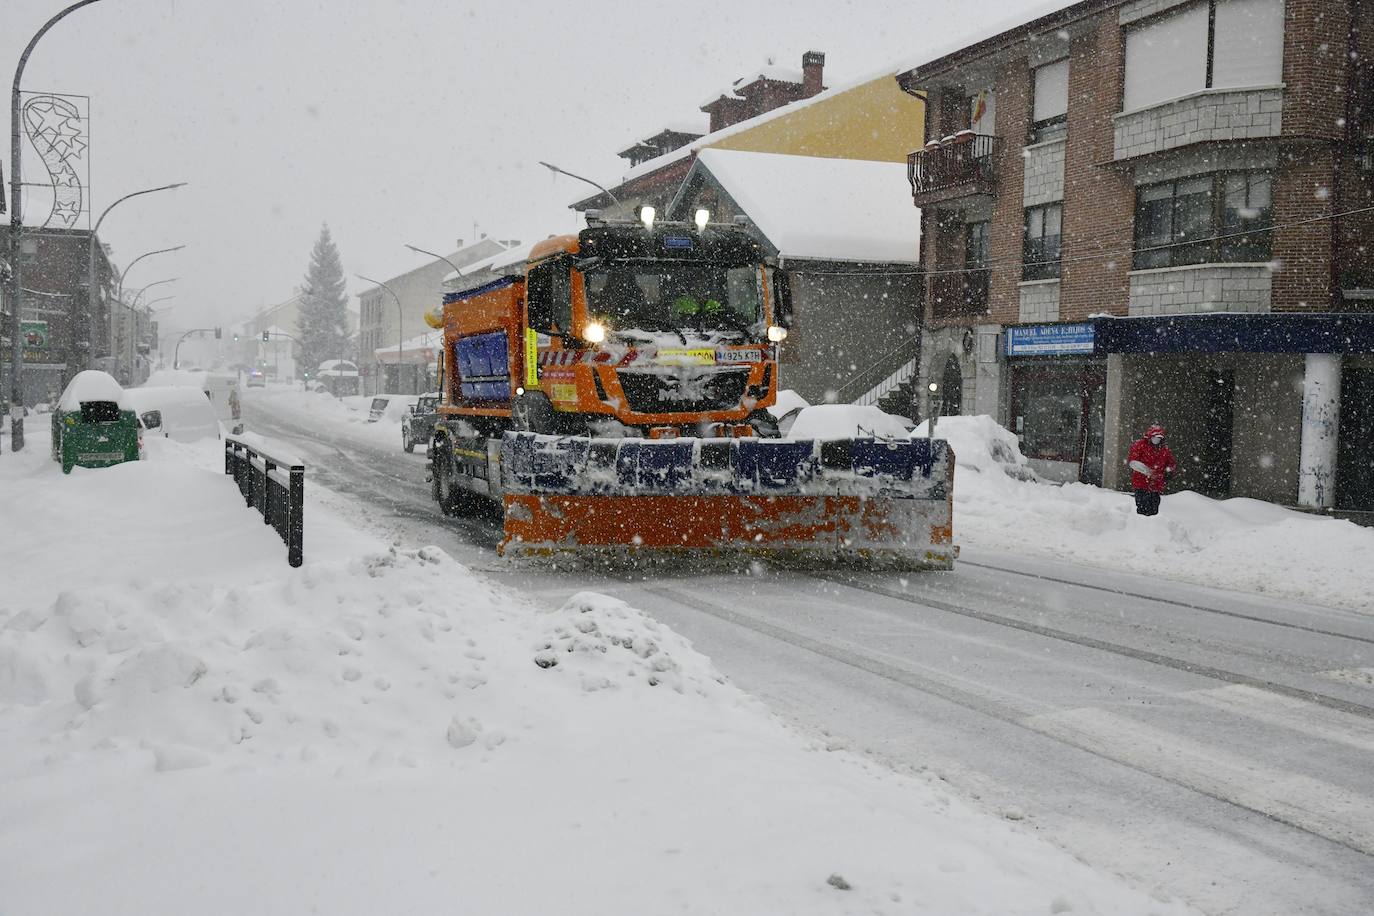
[[78, 451, 124, 461]]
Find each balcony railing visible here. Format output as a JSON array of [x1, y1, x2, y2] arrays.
[[907, 133, 1003, 203], [930, 270, 990, 320]]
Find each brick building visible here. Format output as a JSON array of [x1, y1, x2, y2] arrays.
[[896, 0, 1374, 512], [0, 227, 119, 405]]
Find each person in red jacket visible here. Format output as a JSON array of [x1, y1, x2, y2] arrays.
[[1127, 424, 1176, 516]]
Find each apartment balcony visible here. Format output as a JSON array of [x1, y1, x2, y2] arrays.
[[907, 133, 1003, 207], [930, 270, 990, 320]]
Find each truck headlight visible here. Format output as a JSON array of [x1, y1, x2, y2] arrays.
[[767, 325, 788, 342], [584, 322, 607, 343]]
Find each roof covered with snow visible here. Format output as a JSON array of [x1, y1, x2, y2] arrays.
[[679, 148, 920, 264], [445, 240, 539, 283]]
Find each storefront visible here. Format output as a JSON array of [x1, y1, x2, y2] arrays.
[[1005, 322, 1106, 484], [1094, 314, 1374, 512]]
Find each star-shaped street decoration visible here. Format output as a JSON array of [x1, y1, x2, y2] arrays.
[[51, 199, 80, 226], [24, 98, 87, 161]]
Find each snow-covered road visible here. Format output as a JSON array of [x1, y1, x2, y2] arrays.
[[244, 394, 1374, 915]]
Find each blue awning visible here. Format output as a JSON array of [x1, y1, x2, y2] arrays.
[[1092, 314, 1374, 354]]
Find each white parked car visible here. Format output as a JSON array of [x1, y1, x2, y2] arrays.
[[123, 386, 224, 442]]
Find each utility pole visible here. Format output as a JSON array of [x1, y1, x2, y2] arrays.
[[8, 0, 108, 453]]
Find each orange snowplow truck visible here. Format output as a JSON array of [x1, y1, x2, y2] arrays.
[[426, 213, 955, 567]]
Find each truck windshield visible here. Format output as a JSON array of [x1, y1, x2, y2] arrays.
[[584, 261, 763, 340]]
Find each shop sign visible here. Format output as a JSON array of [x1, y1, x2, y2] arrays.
[[21, 320, 48, 349], [1005, 322, 1095, 357]]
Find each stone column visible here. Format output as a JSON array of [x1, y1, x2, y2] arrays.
[[1102, 353, 1126, 490], [1297, 352, 1342, 509]]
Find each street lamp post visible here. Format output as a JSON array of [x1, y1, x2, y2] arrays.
[[134, 297, 175, 379], [7, 0, 108, 452], [538, 161, 622, 208], [404, 243, 465, 281], [115, 244, 185, 306], [124, 279, 176, 383], [356, 274, 402, 395], [87, 184, 185, 376]]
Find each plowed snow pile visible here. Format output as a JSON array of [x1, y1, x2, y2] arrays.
[[0, 427, 1196, 915], [910, 415, 1374, 611]]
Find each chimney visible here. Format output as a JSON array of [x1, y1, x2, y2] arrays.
[[455, 239, 464, 250], [802, 50, 825, 98]]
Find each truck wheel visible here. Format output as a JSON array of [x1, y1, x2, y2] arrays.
[[403, 429, 415, 453], [512, 391, 557, 435], [436, 447, 477, 517]]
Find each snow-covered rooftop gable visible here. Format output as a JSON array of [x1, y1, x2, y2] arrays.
[[683, 148, 920, 264]]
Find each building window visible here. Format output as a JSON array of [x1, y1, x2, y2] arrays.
[[1023, 204, 1063, 280], [1122, 0, 1284, 112], [965, 220, 991, 309], [1030, 59, 1069, 143], [1133, 171, 1273, 269], [968, 87, 995, 136]]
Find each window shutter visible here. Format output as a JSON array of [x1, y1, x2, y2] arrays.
[[1212, 0, 1285, 89], [1033, 59, 1070, 123], [1123, 2, 1209, 110]]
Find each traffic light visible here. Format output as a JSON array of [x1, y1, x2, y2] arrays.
[[262, 330, 270, 341], [214, 327, 222, 339]]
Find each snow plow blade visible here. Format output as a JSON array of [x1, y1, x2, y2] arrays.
[[498, 433, 955, 568]]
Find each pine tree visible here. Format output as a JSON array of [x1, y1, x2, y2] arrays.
[[297, 224, 349, 375]]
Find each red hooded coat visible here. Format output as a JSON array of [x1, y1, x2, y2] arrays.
[[1127, 426, 1176, 493]]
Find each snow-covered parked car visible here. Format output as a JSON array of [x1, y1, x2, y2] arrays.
[[123, 386, 223, 443]]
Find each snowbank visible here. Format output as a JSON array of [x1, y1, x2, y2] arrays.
[[245, 386, 412, 451], [0, 422, 1195, 916], [785, 403, 913, 440], [924, 415, 1374, 612]]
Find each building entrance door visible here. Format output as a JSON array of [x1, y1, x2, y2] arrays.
[[1195, 369, 1235, 498], [1336, 368, 1374, 511]]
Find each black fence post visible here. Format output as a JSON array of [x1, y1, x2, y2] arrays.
[[224, 434, 306, 568], [288, 466, 304, 568]]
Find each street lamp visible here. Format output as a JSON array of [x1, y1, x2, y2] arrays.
[[356, 274, 402, 395], [123, 279, 176, 384], [88, 184, 185, 376], [116, 244, 185, 305], [538, 160, 622, 208], [7, 0, 108, 453], [404, 243, 465, 282], [129, 277, 177, 310]]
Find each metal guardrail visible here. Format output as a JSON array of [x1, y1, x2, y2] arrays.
[[225, 435, 304, 567]]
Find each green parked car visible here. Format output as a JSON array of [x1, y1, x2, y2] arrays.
[[51, 370, 143, 474]]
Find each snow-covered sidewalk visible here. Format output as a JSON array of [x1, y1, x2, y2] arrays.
[[911, 415, 1374, 614], [0, 428, 1196, 914]]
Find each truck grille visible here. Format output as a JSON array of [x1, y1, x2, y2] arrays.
[[616, 368, 749, 415]]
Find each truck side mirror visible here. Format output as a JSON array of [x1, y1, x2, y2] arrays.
[[772, 270, 793, 329], [140, 410, 163, 430]]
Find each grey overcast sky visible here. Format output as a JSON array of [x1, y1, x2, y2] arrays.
[[4, 0, 1051, 335]]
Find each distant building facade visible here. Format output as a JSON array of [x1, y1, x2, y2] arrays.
[[358, 237, 514, 394]]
